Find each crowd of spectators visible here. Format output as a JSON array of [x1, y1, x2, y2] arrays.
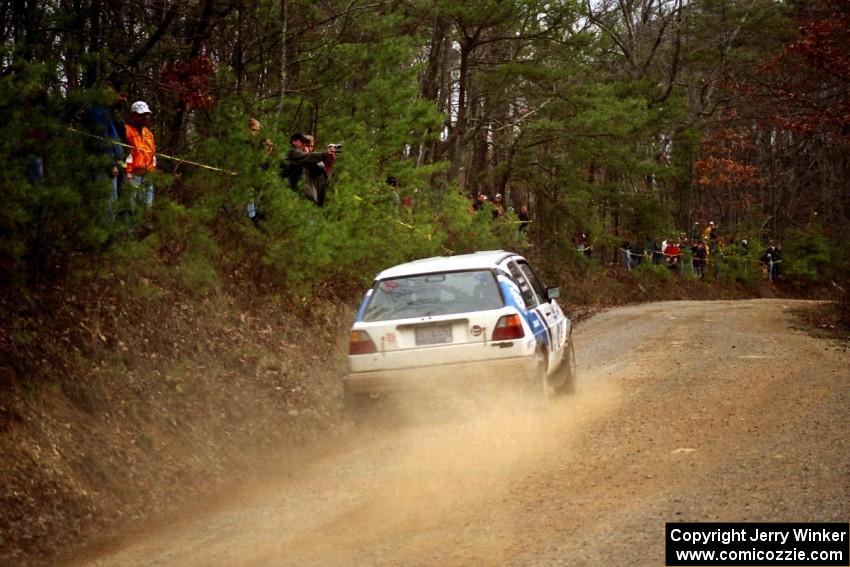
[[616, 221, 782, 283], [70, 82, 785, 284], [75, 78, 352, 228], [80, 81, 157, 225], [467, 191, 531, 240]]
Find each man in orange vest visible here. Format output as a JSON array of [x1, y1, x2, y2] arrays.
[[125, 101, 156, 210]]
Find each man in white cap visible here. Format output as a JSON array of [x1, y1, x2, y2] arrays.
[[125, 101, 156, 210]]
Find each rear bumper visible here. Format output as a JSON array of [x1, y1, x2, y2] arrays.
[[344, 356, 537, 395]]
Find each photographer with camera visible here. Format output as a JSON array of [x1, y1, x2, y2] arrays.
[[281, 132, 340, 207]]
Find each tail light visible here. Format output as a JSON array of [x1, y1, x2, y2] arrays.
[[492, 314, 524, 340], [349, 330, 377, 355]]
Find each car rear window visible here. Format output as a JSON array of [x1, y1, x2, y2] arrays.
[[362, 270, 504, 322]]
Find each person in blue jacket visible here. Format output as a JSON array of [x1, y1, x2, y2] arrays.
[[81, 81, 127, 221]]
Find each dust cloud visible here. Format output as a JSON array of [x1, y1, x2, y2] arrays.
[[81, 367, 622, 567], [240, 376, 622, 566]]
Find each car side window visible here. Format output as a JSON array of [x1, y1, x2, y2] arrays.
[[506, 261, 539, 307], [517, 261, 546, 302]]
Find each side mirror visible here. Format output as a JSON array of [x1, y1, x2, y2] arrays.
[[546, 286, 560, 301]]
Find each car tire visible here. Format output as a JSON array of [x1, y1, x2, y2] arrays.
[[555, 340, 577, 395], [542, 340, 577, 397], [535, 348, 559, 399]]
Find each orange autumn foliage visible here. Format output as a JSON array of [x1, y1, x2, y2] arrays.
[[693, 127, 764, 189]]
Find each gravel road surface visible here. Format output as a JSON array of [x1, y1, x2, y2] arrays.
[[76, 299, 849, 566]]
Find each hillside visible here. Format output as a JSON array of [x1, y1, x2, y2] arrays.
[[0, 278, 351, 564]]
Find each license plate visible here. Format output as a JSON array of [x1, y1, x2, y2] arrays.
[[415, 325, 453, 346]]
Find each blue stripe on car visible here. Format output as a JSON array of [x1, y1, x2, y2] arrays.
[[498, 278, 548, 347]]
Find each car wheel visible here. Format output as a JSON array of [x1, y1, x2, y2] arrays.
[[542, 340, 577, 397], [534, 348, 559, 399], [555, 340, 577, 395]]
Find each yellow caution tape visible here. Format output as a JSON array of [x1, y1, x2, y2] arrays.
[[352, 193, 455, 254], [77, 126, 461, 254], [68, 127, 238, 175]]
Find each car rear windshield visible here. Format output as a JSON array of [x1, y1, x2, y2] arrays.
[[362, 270, 504, 322]]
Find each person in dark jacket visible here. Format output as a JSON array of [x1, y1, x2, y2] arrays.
[[81, 82, 126, 220], [517, 204, 530, 236], [281, 132, 338, 207], [761, 244, 781, 282], [691, 240, 708, 279]]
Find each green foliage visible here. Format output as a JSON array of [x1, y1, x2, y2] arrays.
[[155, 200, 221, 294], [715, 244, 759, 286], [677, 248, 697, 282], [635, 261, 673, 283], [621, 194, 672, 244], [0, 0, 845, 306], [0, 66, 120, 287], [782, 227, 842, 285], [172, 120, 507, 297]]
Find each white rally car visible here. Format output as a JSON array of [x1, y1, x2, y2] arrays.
[[344, 250, 575, 408]]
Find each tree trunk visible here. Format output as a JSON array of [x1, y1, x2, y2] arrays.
[[275, 0, 287, 121], [417, 14, 448, 165], [85, 0, 102, 88]]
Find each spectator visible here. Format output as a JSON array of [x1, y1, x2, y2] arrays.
[[691, 240, 708, 279], [661, 238, 670, 256], [248, 118, 261, 136], [82, 83, 126, 220], [303, 134, 335, 207], [517, 204, 530, 237], [471, 193, 488, 213], [631, 239, 644, 268], [761, 244, 781, 282], [245, 118, 273, 222], [281, 131, 337, 207], [577, 233, 592, 258], [621, 239, 643, 270], [651, 240, 663, 265], [737, 239, 750, 274], [704, 221, 719, 251], [665, 238, 681, 271], [381, 176, 402, 211], [492, 193, 505, 219], [124, 100, 156, 211], [622, 241, 633, 270]]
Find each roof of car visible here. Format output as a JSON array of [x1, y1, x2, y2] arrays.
[[375, 250, 517, 280]]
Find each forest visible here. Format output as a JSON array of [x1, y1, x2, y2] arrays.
[[1, 2, 849, 562], [0, 0, 848, 300]]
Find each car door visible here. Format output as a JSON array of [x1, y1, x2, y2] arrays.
[[515, 259, 567, 371], [502, 259, 558, 371]]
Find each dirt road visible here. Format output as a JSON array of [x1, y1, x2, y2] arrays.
[[77, 299, 848, 566]]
